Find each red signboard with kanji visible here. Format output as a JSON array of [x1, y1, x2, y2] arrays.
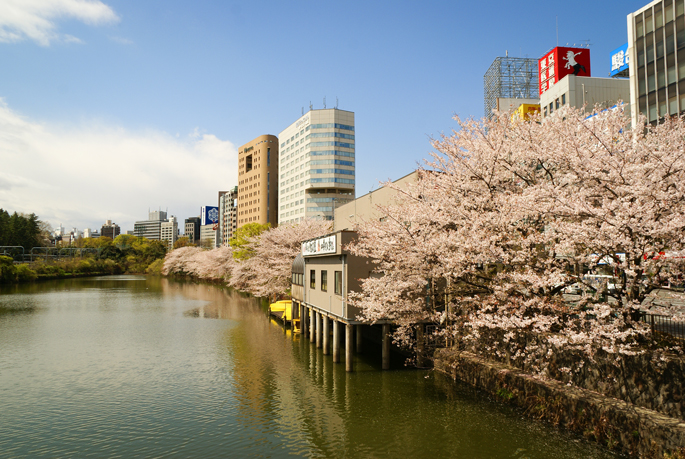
[[538, 47, 591, 95]]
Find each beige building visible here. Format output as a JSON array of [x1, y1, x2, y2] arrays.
[[333, 171, 419, 231], [539, 74, 630, 119], [237, 135, 279, 229]]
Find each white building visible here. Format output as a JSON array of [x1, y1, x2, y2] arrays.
[[540, 75, 630, 119], [278, 108, 355, 225], [160, 216, 178, 251]]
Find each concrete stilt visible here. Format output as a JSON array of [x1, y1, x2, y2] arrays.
[[317, 313, 323, 348], [303, 306, 308, 337], [356, 324, 363, 354], [323, 315, 330, 355], [332, 320, 340, 363], [382, 323, 391, 370], [310, 309, 315, 343], [346, 323, 354, 372]]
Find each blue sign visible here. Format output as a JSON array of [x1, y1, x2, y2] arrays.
[[610, 43, 629, 77], [201, 206, 219, 226]]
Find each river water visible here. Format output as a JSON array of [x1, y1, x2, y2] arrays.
[[0, 276, 619, 458]]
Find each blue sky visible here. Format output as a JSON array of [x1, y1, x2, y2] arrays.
[[0, 0, 648, 233]]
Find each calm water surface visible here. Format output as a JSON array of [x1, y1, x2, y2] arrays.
[[0, 276, 620, 458]]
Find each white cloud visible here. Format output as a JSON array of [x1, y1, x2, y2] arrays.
[[0, 0, 118, 46], [0, 99, 239, 233], [109, 36, 133, 45]]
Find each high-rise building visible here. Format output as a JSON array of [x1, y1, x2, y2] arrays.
[[134, 210, 168, 240], [101, 220, 120, 240], [278, 109, 355, 225], [160, 216, 178, 251], [185, 216, 200, 244], [237, 135, 279, 228], [218, 187, 238, 247], [484, 56, 539, 118], [627, 0, 685, 126]]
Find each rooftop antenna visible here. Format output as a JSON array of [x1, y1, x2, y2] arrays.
[[581, 39, 592, 47], [302, 107, 304, 116], [323, 96, 326, 109], [309, 101, 313, 111], [335, 97, 338, 109], [505, 49, 508, 57]]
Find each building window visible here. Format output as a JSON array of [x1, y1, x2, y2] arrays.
[[561, 94, 566, 105], [246, 154, 253, 172], [334, 271, 342, 295], [555, 98, 560, 109], [310, 270, 316, 289], [321, 270, 328, 292]]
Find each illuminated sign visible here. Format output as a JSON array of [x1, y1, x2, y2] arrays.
[[302, 234, 336, 256], [610, 43, 629, 77], [539, 47, 591, 95], [201, 206, 219, 226]]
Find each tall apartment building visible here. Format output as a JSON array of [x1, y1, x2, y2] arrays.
[[160, 216, 178, 251], [628, 0, 685, 126], [237, 135, 279, 228], [278, 109, 355, 225], [134, 210, 167, 240], [101, 220, 121, 240], [218, 187, 238, 246]]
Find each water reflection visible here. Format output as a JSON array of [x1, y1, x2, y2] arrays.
[[0, 276, 619, 459]]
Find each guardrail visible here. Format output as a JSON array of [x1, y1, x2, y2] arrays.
[[640, 312, 685, 340]]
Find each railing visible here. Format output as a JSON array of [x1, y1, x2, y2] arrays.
[[640, 312, 685, 340]]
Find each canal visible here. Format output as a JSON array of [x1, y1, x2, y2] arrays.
[[0, 276, 620, 458]]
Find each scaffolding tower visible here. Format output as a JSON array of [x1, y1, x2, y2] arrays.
[[484, 56, 539, 118]]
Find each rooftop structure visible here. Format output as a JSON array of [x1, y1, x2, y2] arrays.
[[484, 56, 539, 118]]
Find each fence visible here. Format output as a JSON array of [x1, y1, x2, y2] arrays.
[[640, 312, 685, 340]]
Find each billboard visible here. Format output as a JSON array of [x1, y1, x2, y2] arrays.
[[201, 206, 219, 226], [302, 235, 336, 256], [610, 43, 629, 77], [539, 47, 591, 95]]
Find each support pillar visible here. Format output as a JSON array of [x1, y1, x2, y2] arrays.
[[345, 324, 354, 372], [382, 323, 391, 370], [317, 313, 323, 349], [302, 306, 308, 337], [332, 320, 340, 363], [323, 315, 330, 355], [310, 309, 315, 343], [356, 324, 363, 354]]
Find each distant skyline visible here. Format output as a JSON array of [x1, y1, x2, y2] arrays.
[[1, 0, 648, 233]]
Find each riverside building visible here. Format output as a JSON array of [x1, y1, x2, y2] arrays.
[[278, 108, 355, 225], [218, 187, 238, 247], [237, 135, 279, 229]]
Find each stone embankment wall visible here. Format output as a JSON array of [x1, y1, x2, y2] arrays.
[[434, 349, 685, 458]]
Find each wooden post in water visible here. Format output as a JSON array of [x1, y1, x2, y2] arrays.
[[345, 323, 354, 372], [332, 320, 340, 363], [356, 324, 363, 353], [323, 315, 330, 355], [310, 309, 315, 343], [382, 324, 391, 370], [303, 306, 308, 337], [316, 312, 322, 349]]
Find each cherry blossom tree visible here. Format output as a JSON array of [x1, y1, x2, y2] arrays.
[[229, 219, 331, 299], [349, 105, 685, 372]]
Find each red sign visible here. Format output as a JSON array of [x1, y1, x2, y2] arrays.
[[538, 47, 591, 95]]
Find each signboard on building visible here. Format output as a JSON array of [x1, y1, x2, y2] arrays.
[[539, 47, 591, 95], [201, 206, 219, 226], [302, 235, 336, 256], [610, 43, 629, 77]]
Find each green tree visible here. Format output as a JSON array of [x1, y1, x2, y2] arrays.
[[229, 223, 270, 260]]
